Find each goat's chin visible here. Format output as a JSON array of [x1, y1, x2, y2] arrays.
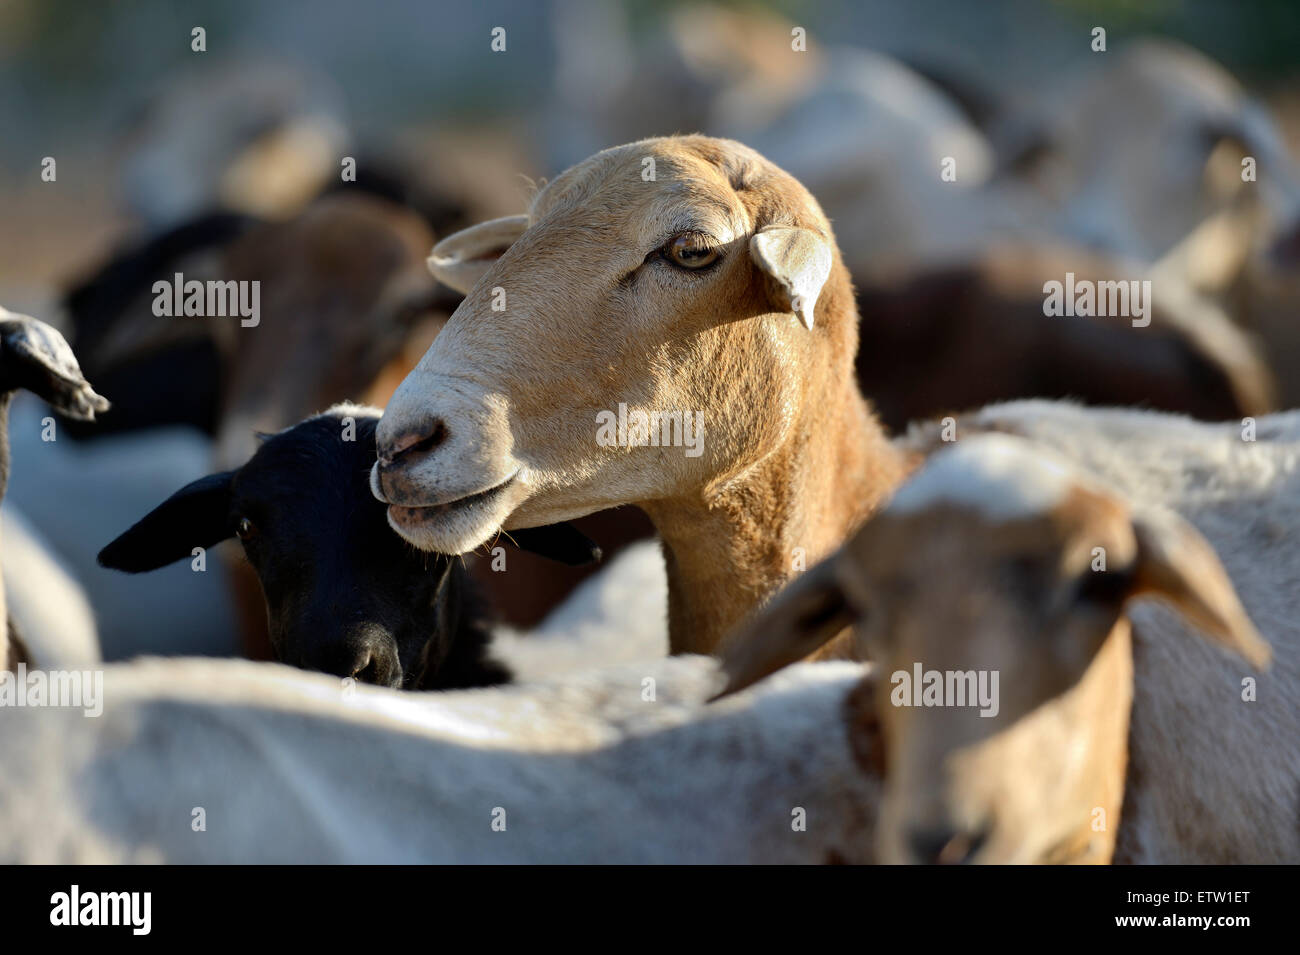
[[386, 495, 515, 554], [501, 498, 601, 531]]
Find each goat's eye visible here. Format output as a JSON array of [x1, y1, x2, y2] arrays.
[[236, 517, 258, 541], [1073, 566, 1133, 606], [663, 234, 720, 270]]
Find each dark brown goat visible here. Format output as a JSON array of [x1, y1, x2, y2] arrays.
[[855, 243, 1274, 433]]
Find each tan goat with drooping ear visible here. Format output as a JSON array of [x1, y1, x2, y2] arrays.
[[717, 435, 1272, 864], [374, 135, 909, 654]]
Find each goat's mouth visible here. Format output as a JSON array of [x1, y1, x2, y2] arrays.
[[389, 471, 518, 518], [386, 472, 521, 553]]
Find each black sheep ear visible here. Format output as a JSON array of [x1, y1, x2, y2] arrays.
[[0, 310, 109, 421], [98, 471, 237, 572], [507, 523, 602, 566]]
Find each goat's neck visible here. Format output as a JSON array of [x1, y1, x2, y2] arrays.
[[645, 381, 911, 655]]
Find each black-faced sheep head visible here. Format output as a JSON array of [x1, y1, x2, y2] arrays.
[[98, 405, 601, 690]]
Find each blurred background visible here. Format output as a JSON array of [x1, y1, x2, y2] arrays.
[[1, 0, 1297, 669], [5, 0, 1300, 304]]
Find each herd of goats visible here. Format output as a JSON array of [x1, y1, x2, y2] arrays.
[[0, 27, 1298, 864]]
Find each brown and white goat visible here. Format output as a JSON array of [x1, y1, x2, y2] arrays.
[[375, 135, 910, 654], [718, 434, 1271, 864]]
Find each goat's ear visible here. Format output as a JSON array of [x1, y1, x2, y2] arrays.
[[748, 226, 833, 330], [98, 471, 237, 573], [427, 215, 530, 294], [0, 311, 109, 422], [1130, 509, 1271, 669], [711, 558, 856, 701], [507, 523, 602, 566], [1150, 201, 1256, 296]]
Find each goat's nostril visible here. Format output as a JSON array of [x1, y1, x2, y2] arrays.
[[409, 419, 448, 455], [908, 826, 986, 865], [352, 654, 379, 683], [380, 418, 448, 467]]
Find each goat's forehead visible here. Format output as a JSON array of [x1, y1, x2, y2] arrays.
[[239, 417, 376, 494], [845, 440, 1132, 575], [529, 139, 776, 238], [886, 436, 1085, 522], [848, 507, 1072, 574], [843, 501, 1136, 604]]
